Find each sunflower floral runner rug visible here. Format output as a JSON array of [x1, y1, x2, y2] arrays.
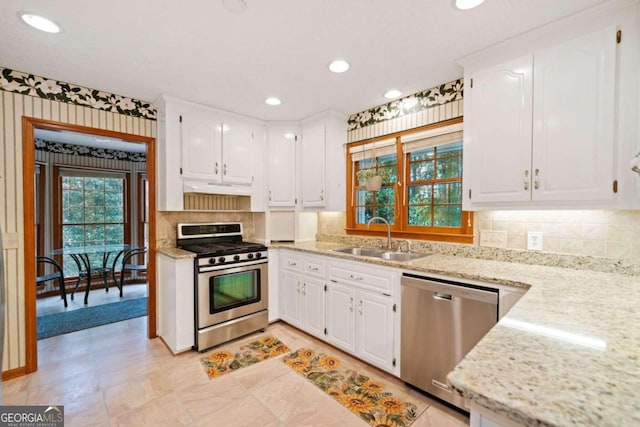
[[284, 348, 428, 427], [201, 335, 291, 379]]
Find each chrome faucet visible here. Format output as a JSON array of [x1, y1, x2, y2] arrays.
[[367, 216, 391, 249]]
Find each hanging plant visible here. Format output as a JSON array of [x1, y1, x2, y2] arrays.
[[355, 143, 383, 192]]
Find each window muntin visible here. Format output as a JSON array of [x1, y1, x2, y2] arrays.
[[355, 152, 397, 225]]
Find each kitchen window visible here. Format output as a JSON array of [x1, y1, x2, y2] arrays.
[[346, 118, 473, 243]]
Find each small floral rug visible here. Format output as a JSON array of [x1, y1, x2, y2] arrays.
[[201, 335, 291, 379], [284, 348, 428, 427]]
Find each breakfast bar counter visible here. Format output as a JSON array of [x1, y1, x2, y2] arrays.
[[273, 241, 640, 426]]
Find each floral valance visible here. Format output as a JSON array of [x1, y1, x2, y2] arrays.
[[348, 79, 463, 131], [35, 138, 146, 163], [0, 67, 156, 120]]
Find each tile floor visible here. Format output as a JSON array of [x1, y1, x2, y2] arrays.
[[3, 318, 470, 427]]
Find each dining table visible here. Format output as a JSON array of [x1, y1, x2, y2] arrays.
[[50, 244, 137, 304]]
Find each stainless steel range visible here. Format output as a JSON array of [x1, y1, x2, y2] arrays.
[[177, 222, 268, 352]]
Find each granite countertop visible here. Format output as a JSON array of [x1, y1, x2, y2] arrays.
[[157, 247, 196, 259], [274, 241, 640, 427]]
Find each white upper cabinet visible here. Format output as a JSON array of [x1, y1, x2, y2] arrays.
[[267, 124, 298, 208], [181, 104, 254, 185], [466, 54, 533, 204], [300, 118, 326, 208], [463, 18, 636, 210], [532, 26, 616, 202], [300, 111, 347, 211], [181, 106, 223, 181]]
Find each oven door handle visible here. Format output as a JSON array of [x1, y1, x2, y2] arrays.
[[198, 259, 268, 273]]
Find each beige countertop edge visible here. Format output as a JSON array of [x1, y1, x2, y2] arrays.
[[273, 241, 640, 427], [157, 247, 196, 259]]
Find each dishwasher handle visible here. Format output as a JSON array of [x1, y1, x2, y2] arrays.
[[432, 292, 452, 301]]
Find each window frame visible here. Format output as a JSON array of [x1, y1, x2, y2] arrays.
[[345, 118, 473, 243]]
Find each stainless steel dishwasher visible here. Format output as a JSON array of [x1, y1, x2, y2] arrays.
[[400, 273, 498, 410]]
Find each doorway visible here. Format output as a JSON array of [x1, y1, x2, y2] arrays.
[[22, 117, 157, 373]]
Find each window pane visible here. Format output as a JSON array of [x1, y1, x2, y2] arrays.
[[373, 206, 395, 224], [85, 225, 105, 244], [64, 190, 84, 207], [375, 187, 395, 204], [105, 178, 123, 192], [84, 177, 104, 191], [408, 206, 432, 226], [434, 182, 461, 204], [84, 207, 105, 223], [437, 141, 463, 157], [410, 160, 434, 181], [63, 225, 84, 245], [63, 207, 83, 224], [436, 156, 462, 179], [356, 189, 372, 205], [378, 165, 397, 184], [408, 185, 432, 204], [84, 190, 105, 207], [434, 205, 462, 227], [410, 147, 435, 162], [356, 206, 374, 224], [105, 225, 124, 244], [62, 177, 83, 190], [106, 191, 123, 206]]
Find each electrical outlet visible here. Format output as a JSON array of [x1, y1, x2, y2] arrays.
[[527, 231, 543, 251], [480, 230, 507, 248]]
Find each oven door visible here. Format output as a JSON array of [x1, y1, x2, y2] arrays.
[[197, 261, 268, 329]]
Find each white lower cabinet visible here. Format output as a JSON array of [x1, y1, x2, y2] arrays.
[[279, 250, 399, 374], [280, 252, 326, 340]]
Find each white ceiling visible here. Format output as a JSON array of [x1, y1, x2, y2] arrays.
[[1, 0, 609, 121]]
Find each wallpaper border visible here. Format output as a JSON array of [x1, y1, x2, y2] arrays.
[[0, 67, 157, 120], [347, 78, 463, 131], [35, 138, 147, 162]]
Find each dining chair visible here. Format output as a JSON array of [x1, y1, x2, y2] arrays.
[[70, 253, 113, 302], [36, 256, 67, 307], [111, 247, 148, 297]]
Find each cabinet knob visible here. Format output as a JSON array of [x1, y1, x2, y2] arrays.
[[524, 169, 530, 191]]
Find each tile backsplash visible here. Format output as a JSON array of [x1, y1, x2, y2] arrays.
[[476, 210, 640, 259]]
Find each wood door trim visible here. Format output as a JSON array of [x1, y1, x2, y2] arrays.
[[22, 117, 158, 375]]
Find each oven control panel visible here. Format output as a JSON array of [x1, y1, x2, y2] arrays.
[[197, 250, 268, 269]]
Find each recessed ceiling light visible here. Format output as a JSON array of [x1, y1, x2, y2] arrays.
[[265, 97, 281, 106], [454, 0, 485, 10], [384, 89, 402, 99], [329, 60, 350, 73], [222, 0, 248, 14], [19, 13, 61, 33]]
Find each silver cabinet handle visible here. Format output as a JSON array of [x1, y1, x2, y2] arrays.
[[296, 281, 301, 293], [320, 189, 324, 201], [524, 169, 529, 191], [215, 162, 219, 175], [358, 300, 363, 315], [268, 190, 272, 201], [534, 168, 539, 190], [223, 163, 227, 175], [308, 266, 319, 272], [288, 261, 297, 267], [302, 283, 306, 295], [349, 297, 354, 312], [349, 274, 363, 281]]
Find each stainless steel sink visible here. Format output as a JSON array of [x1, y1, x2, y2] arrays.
[[332, 247, 430, 262], [380, 251, 428, 262], [332, 247, 387, 257]]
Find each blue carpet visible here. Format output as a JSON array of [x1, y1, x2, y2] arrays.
[[37, 297, 147, 340]]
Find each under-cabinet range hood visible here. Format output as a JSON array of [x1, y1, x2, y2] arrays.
[[183, 180, 252, 196]]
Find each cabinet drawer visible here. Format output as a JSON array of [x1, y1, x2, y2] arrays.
[[328, 264, 393, 293], [303, 259, 325, 278], [281, 254, 302, 272]]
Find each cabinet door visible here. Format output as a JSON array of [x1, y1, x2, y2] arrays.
[[357, 290, 395, 370], [302, 277, 325, 338], [181, 106, 222, 181], [267, 128, 297, 207], [467, 55, 533, 204], [325, 282, 356, 353], [301, 121, 326, 207], [281, 271, 302, 326], [222, 118, 254, 185], [532, 26, 617, 202]]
